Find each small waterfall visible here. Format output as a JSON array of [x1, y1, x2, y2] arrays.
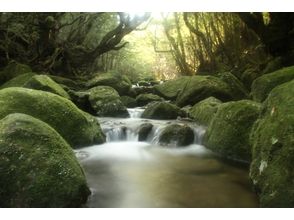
[[127, 108, 144, 118]]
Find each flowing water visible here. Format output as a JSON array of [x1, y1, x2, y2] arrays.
[[75, 108, 259, 208]]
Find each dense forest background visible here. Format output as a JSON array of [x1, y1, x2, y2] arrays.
[[0, 12, 294, 82]]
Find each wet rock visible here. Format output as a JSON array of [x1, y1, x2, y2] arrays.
[[120, 96, 137, 108], [142, 101, 185, 120], [189, 97, 222, 126], [88, 86, 129, 117], [203, 100, 261, 162], [0, 113, 90, 207], [251, 65, 294, 102], [138, 123, 153, 141], [250, 80, 294, 207], [136, 93, 164, 107], [159, 124, 194, 147]]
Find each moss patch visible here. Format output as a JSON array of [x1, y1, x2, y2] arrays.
[[251, 65, 294, 102], [0, 113, 90, 207], [250, 80, 294, 207], [136, 93, 164, 107], [0, 61, 32, 85], [189, 97, 222, 126], [142, 101, 185, 120], [0, 72, 36, 89], [0, 87, 105, 148], [88, 86, 129, 117], [203, 100, 261, 162]]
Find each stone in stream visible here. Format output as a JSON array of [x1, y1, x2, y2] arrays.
[[0, 87, 105, 148], [135, 93, 164, 107], [120, 95, 137, 108], [141, 101, 186, 120], [249, 80, 294, 207], [0, 113, 90, 207], [159, 124, 194, 147], [251, 65, 294, 102], [88, 86, 129, 117], [189, 97, 222, 126], [138, 123, 153, 141], [203, 100, 261, 162]]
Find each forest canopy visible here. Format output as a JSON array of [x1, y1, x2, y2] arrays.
[[0, 12, 293, 81]]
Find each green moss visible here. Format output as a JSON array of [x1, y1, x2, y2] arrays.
[[86, 73, 131, 95], [203, 100, 261, 162], [176, 75, 233, 107], [0, 72, 36, 89], [250, 80, 294, 207], [159, 124, 194, 147], [136, 93, 164, 106], [23, 75, 70, 99], [154, 76, 190, 100], [189, 97, 222, 126], [0, 61, 32, 85], [142, 101, 185, 120], [48, 75, 83, 91], [0, 87, 105, 148], [0, 113, 90, 207], [251, 65, 294, 102], [120, 96, 137, 108], [216, 72, 249, 99], [88, 86, 129, 117]]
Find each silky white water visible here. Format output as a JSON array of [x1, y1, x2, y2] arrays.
[[75, 108, 258, 207]]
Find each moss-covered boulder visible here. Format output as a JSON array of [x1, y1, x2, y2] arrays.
[[216, 72, 249, 99], [48, 75, 84, 91], [176, 75, 233, 107], [138, 123, 153, 141], [0, 87, 105, 148], [240, 67, 263, 89], [251, 66, 294, 102], [0, 113, 90, 207], [159, 124, 194, 147], [0, 72, 36, 89], [0, 61, 32, 85], [203, 100, 261, 162], [23, 75, 70, 99], [154, 76, 190, 100], [142, 101, 185, 120], [86, 73, 131, 95], [120, 96, 137, 108], [136, 93, 164, 107], [88, 86, 129, 117], [68, 90, 94, 114], [250, 80, 294, 207], [189, 97, 222, 126]]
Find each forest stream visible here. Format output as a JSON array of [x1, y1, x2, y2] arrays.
[[75, 108, 259, 208]]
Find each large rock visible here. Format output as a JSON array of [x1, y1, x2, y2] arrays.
[[203, 100, 261, 162], [0, 72, 36, 89], [159, 124, 194, 147], [142, 101, 185, 120], [0, 61, 32, 85], [250, 80, 294, 207], [48, 75, 84, 91], [136, 93, 164, 107], [154, 77, 190, 100], [86, 73, 131, 95], [189, 97, 222, 126], [0, 87, 105, 148], [216, 72, 249, 100], [0, 113, 90, 207], [175, 75, 233, 107], [251, 66, 294, 102], [24, 75, 71, 99], [120, 96, 137, 108], [88, 86, 129, 117], [68, 90, 95, 114]]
